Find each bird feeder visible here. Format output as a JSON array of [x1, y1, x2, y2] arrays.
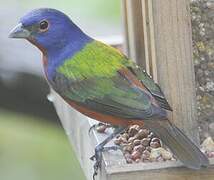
[[50, 0, 214, 179]]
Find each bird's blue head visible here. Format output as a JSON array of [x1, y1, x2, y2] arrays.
[[9, 8, 91, 55]]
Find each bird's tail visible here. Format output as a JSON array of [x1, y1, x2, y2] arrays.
[[144, 119, 209, 169]]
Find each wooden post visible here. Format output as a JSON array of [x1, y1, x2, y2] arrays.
[[122, 0, 147, 69], [123, 0, 199, 144]]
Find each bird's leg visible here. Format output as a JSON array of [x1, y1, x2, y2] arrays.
[[90, 127, 125, 180], [88, 122, 112, 135], [102, 145, 122, 152]]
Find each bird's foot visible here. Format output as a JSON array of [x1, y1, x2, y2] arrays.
[[88, 123, 111, 135], [90, 145, 103, 180], [90, 145, 121, 180], [90, 127, 125, 179]]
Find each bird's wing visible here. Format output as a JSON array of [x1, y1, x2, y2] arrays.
[[126, 65, 172, 111], [51, 40, 167, 120], [53, 71, 165, 120]]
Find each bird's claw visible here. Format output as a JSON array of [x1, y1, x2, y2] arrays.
[[88, 123, 111, 135], [90, 145, 122, 180], [90, 127, 125, 179], [92, 157, 102, 180], [90, 146, 103, 180], [88, 123, 103, 135], [90, 155, 96, 161], [88, 124, 96, 135]]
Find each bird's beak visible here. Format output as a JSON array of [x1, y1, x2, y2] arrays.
[[9, 23, 31, 38]]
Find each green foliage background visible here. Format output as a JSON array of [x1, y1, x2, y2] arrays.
[[0, 109, 86, 180]]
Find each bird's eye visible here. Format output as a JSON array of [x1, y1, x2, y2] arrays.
[[39, 20, 49, 32]]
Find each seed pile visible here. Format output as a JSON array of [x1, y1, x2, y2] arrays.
[[201, 137, 214, 158], [113, 125, 175, 163]]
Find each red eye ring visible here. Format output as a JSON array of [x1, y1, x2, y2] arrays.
[[39, 20, 49, 32]]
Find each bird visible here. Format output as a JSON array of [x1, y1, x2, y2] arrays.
[[9, 8, 209, 179]]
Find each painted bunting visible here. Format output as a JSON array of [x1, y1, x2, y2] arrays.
[[9, 8, 209, 178]]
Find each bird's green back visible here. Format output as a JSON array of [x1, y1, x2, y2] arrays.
[[57, 41, 130, 80]]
